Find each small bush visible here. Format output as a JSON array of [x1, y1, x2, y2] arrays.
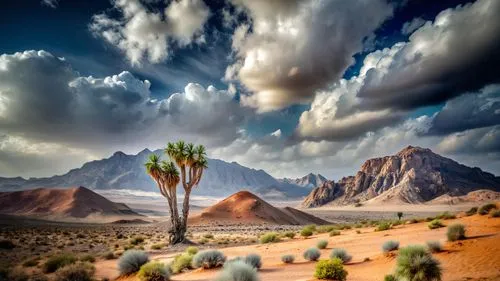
[[244, 254, 262, 269], [151, 243, 165, 250], [103, 252, 115, 260], [186, 246, 199, 255], [55, 262, 95, 281], [491, 210, 500, 217], [43, 253, 77, 273], [215, 260, 258, 281], [118, 250, 149, 275], [376, 222, 392, 231], [382, 240, 400, 253], [138, 262, 170, 281], [170, 253, 193, 274], [304, 224, 317, 232], [303, 248, 321, 261], [283, 231, 295, 239], [281, 254, 295, 264], [426, 241, 442, 253], [314, 258, 347, 281], [192, 250, 226, 269], [203, 233, 214, 239], [329, 248, 352, 264], [317, 225, 335, 233], [447, 224, 466, 241], [300, 228, 313, 238], [130, 236, 145, 245], [478, 203, 497, 215], [384, 274, 396, 281], [329, 230, 341, 236], [259, 232, 280, 244], [428, 219, 445, 230], [0, 240, 15, 250], [316, 239, 328, 249], [80, 254, 95, 263], [465, 207, 478, 216], [22, 259, 39, 267], [395, 245, 441, 281], [436, 212, 456, 220]]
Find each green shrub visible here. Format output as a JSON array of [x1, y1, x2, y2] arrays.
[[300, 228, 313, 238], [0, 240, 15, 250], [478, 203, 497, 215], [329, 248, 352, 264], [22, 259, 39, 267], [329, 230, 341, 236], [317, 225, 335, 233], [384, 274, 396, 281], [244, 254, 262, 269], [151, 243, 166, 250], [215, 260, 258, 281], [382, 240, 399, 253], [80, 254, 95, 263], [397, 212, 403, 220], [259, 232, 280, 244], [376, 222, 392, 231], [436, 212, 456, 220], [303, 248, 321, 261], [395, 245, 441, 281], [316, 239, 328, 249], [130, 236, 145, 245], [428, 219, 444, 229], [55, 262, 95, 281], [491, 210, 500, 217], [203, 234, 214, 239], [314, 258, 347, 281], [186, 246, 199, 255], [465, 207, 478, 216], [304, 224, 317, 232], [192, 250, 226, 269], [103, 252, 115, 260], [170, 253, 193, 274], [447, 224, 466, 241], [281, 254, 295, 264], [426, 241, 442, 253], [138, 262, 170, 281], [43, 253, 77, 273], [118, 250, 149, 275], [283, 231, 295, 239]]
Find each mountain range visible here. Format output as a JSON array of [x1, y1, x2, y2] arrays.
[[302, 146, 500, 207]]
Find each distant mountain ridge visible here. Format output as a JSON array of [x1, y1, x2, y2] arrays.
[[303, 146, 500, 207], [280, 173, 328, 188]]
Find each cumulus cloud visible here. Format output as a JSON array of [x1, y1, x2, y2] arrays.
[[437, 125, 500, 155], [90, 0, 210, 65], [225, 0, 393, 112], [401, 17, 425, 35]]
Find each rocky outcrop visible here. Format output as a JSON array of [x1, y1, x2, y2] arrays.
[[281, 173, 328, 188], [302, 146, 500, 207]]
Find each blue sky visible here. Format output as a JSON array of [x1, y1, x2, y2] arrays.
[[0, 0, 499, 179]]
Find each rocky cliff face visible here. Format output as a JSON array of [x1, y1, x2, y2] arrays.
[[302, 146, 500, 207], [281, 173, 328, 188]]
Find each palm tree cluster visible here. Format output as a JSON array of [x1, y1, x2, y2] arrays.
[[145, 141, 208, 244]]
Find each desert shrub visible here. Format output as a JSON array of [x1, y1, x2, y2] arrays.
[[426, 241, 442, 253], [407, 218, 419, 224], [478, 203, 497, 215], [118, 250, 149, 275], [259, 232, 280, 244], [0, 240, 15, 250], [314, 258, 347, 281], [22, 259, 39, 267], [317, 239, 328, 249], [465, 207, 478, 216], [192, 250, 226, 269], [384, 274, 396, 281], [215, 260, 258, 281], [354, 202, 363, 207], [203, 233, 214, 239], [43, 253, 77, 273], [317, 225, 335, 233], [382, 240, 400, 253], [80, 254, 95, 263], [300, 228, 313, 238], [447, 224, 466, 241], [329, 230, 341, 236], [303, 248, 321, 261], [130, 236, 145, 245], [170, 253, 193, 274], [395, 245, 441, 281], [329, 248, 352, 264], [138, 262, 170, 281], [428, 219, 445, 230], [283, 231, 295, 239], [491, 210, 500, 217], [30, 274, 49, 281], [281, 254, 295, 264], [103, 252, 115, 260], [304, 224, 317, 232], [151, 243, 165, 250], [436, 212, 455, 220], [376, 222, 392, 231], [7, 269, 29, 281], [244, 254, 262, 269], [397, 212, 404, 220], [186, 246, 199, 255], [55, 262, 95, 281]]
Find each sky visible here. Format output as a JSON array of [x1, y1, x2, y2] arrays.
[[0, 0, 499, 180]]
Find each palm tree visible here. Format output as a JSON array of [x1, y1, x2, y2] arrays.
[[146, 141, 208, 244]]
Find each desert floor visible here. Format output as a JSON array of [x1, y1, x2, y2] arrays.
[[95, 213, 500, 281]]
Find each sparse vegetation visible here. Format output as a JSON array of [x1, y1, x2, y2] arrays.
[[300, 228, 313, 238], [118, 250, 149, 275], [54, 262, 95, 281], [491, 210, 500, 217], [465, 207, 478, 216], [137, 262, 170, 281], [317, 239, 328, 249], [426, 241, 442, 253], [186, 246, 199, 255], [329, 230, 341, 236], [478, 203, 497, 215], [244, 254, 262, 269], [259, 232, 280, 244], [43, 253, 77, 273], [428, 219, 445, 229], [303, 247, 321, 261], [384, 274, 396, 281], [447, 224, 466, 241], [329, 248, 352, 264], [170, 253, 193, 274], [80, 254, 95, 263], [215, 260, 258, 281], [314, 258, 347, 281], [395, 245, 441, 281], [317, 225, 335, 233], [376, 222, 392, 231], [382, 240, 400, 253], [281, 254, 295, 264], [436, 212, 456, 220], [283, 231, 295, 239], [192, 250, 226, 269], [151, 243, 166, 250]]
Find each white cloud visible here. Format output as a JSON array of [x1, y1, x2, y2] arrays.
[[90, 0, 210, 65], [41, 0, 59, 8], [401, 17, 426, 35]]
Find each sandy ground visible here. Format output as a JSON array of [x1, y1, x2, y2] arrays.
[[95, 214, 500, 281]]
